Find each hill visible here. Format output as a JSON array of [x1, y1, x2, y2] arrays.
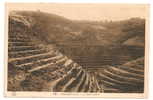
[[9, 11, 145, 67]]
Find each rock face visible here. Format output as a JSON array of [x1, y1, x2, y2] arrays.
[[7, 11, 145, 93]]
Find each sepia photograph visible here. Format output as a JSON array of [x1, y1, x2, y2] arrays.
[[5, 3, 149, 98]]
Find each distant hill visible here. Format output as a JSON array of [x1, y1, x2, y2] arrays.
[[10, 11, 145, 47], [10, 11, 101, 46], [9, 11, 145, 67]]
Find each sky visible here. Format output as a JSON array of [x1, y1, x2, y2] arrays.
[[6, 3, 149, 21]]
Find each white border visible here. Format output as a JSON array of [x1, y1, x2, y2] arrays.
[[0, 0, 152, 99]]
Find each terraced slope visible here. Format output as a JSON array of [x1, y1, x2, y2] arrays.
[[8, 25, 102, 92], [7, 11, 145, 93], [95, 57, 144, 93]]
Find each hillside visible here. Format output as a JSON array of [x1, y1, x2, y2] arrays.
[[9, 11, 145, 68], [8, 11, 145, 93]]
